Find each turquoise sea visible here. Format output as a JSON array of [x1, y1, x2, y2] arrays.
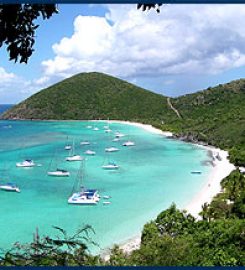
[[0, 120, 212, 253]]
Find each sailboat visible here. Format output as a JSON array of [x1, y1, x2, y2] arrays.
[[66, 140, 83, 161], [115, 131, 125, 138], [122, 141, 135, 146], [102, 153, 120, 169], [104, 120, 112, 133], [64, 136, 72, 150], [84, 150, 96, 155], [68, 162, 100, 205], [48, 169, 70, 177], [47, 154, 70, 177], [102, 162, 119, 170], [16, 143, 36, 167], [0, 183, 20, 192], [0, 166, 20, 192], [105, 147, 119, 152], [80, 141, 90, 146], [122, 125, 135, 146], [16, 159, 35, 167]]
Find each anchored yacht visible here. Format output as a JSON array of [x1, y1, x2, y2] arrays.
[[48, 169, 70, 177], [122, 141, 135, 147], [16, 159, 35, 167], [85, 150, 96, 155], [0, 183, 20, 192], [105, 147, 119, 152], [102, 162, 119, 170]]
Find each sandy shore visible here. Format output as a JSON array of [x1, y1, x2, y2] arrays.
[[184, 147, 235, 218], [94, 120, 173, 137], [98, 120, 235, 256]]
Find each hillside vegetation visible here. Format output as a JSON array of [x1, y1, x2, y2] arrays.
[[1, 73, 245, 266], [2, 72, 245, 165], [1, 72, 177, 123], [170, 80, 245, 166]]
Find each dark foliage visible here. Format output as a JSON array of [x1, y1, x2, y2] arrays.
[[108, 204, 245, 266], [0, 4, 58, 63], [0, 225, 99, 266], [137, 4, 162, 13]]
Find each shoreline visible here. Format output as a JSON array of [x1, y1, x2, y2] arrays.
[[94, 119, 173, 137], [99, 120, 235, 256], [2, 118, 236, 256]]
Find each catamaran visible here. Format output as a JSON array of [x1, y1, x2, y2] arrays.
[[105, 147, 119, 152], [16, 159, 35, 167], [0, 183, 20, 192], [68, 188, 100, 205], [68, 162, 100, 205]]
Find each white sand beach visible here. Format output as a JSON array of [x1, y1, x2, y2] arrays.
[[95, 120, 173, 137], [185, 147, 235, 218], [99, 120, 235, 256]]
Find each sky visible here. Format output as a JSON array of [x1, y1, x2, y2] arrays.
[[0, 4, 245, 104]]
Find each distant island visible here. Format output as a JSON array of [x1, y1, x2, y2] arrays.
[[2, 72, 244, 167]]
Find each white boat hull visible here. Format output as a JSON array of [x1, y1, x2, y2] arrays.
[[105, 147, 119, 152], [80, 142, 90, 146], [66, 155, 83, 161], [103, 201, 111, 205], [0, 185, 20, 192], [85, 150, 96, 155], [16, 162, 35, 167], [115, 133, 125, 138], [47, 171, 70, 177], [102, 165, 119, 170], [123, 141, 135, 146], [68, 192, 99, 205]]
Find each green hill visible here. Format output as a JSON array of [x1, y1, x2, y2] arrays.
[[171, 79, 245, 147], [1, 72, 177, 123], [2, 72, 245, 165], [168, 80, 245, 166]]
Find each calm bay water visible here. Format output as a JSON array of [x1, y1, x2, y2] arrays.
[[0, 120, 212, 253]]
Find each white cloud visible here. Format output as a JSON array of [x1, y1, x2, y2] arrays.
[[0, 67, 16, 85], [40, 4, 245, 81], [3, 4, 245, 103], [0, 67, 52, 103]]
